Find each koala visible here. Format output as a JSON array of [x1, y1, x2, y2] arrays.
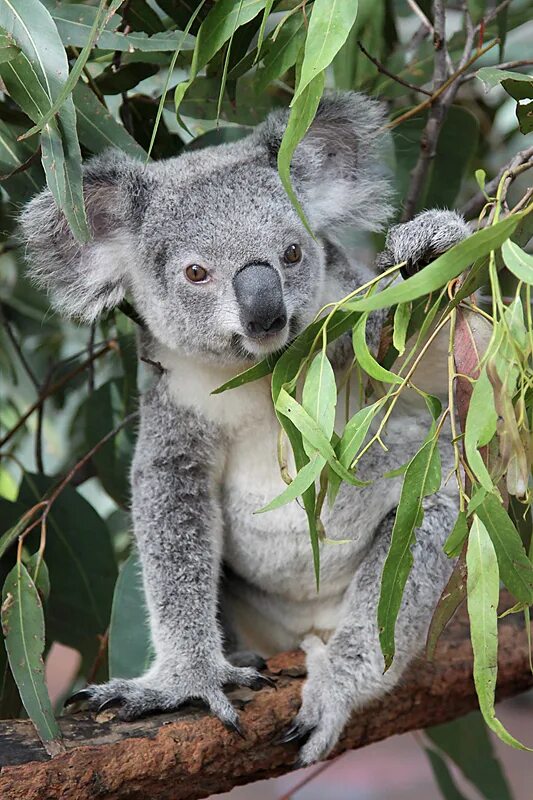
[[20, 92, 470, 766]]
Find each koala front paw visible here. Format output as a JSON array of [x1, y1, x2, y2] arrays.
[[380, 210, 470, 279], [275, 635, 352, 766], [66, 660, 275, 731]]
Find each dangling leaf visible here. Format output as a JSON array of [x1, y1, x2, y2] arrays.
[[1, 561, 64, 755]]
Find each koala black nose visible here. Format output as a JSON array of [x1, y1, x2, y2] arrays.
[[233, 261, 287, 338]]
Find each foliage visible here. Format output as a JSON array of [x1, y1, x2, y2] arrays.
[[0, 0, 532, 794]]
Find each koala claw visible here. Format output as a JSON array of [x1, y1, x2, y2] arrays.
[[273, 721, 313, 746], [249, 674, 277, 691], [224, 717, 246, 739], [97, 696, 124, 714], [64, 688, 92, 706]]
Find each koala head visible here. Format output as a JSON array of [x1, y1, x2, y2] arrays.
[[20, 92, 392, 363]]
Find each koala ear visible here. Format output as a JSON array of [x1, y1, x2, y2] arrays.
[[256, 92, 393, 233], [19, 150, 153, 322]]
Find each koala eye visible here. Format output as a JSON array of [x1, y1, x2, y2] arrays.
[[283, 244, 302, 265], [185, 264, 209, 283]]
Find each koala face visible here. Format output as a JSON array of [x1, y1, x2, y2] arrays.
[[20, 92, 392, 363], [132, 154, 325, 360]]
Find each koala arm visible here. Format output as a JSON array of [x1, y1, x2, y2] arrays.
[[69, 380, 270, 726]]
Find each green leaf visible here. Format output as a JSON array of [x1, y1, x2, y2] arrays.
[[278, 60, 324, 233], [353, 313, 402, 384], [0, 27, 17, 63], [292, 0, 358, 103], [255, 11, 305, 91], [51, 5, 196, 52], [0, 118, 44, 202], [426, 555, 467, 660], [502, 238, 533, 283], [476, 67, 533, 100], [194, 0, 266, 69], [444, 511, 468, 558], [516, 100, 533, 134], [1, 561, 63, 755], [18, 474, 117, 660], [257, 452, 326, 513], [73, 81, 146, 160], [344, 212, 528, 313], [275, 388, 367, 487], [301, 351, 337, 458], [393, 302, 410, 356], [25, 553, 50, 605], [328, 400, 383, 506], [423, 748, 469, 800], [467, 514, 531, 750], [109, 553, 153, 679], [378, 435, 442, 670], [22, 0, 117, 140], [0, 0, 89, 240], [464, 368, 497, 492], [476, 493, 533, 605], [427, 711, 514, 800]]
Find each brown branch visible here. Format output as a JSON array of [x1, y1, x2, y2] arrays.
[[0, 598, 531, 800], [462, 145, 533, 219], [358, 41, 432, 96], [0, 342, 117, 451]]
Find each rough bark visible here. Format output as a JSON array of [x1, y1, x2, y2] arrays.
[[0, 602, 532, 800]]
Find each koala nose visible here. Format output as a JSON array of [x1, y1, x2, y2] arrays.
[[233, 262, 287, 338]]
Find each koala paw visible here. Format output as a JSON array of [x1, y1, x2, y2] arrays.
[[380, 210, 470, 279], [66, 659, 274, 729], [275, 635, 352, 767]]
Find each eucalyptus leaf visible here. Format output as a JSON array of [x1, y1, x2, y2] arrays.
[[378, 434, 442, 670], [1, 561, 63, 754]]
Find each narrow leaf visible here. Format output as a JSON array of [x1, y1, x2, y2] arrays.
[[467, 515, 531, 750], [378, 435, 442, 669], [1, 562, 63, 755]]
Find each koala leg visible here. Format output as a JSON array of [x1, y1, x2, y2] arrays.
[[279, 496, 455, 766]]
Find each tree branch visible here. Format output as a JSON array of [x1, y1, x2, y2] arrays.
[[358, 41, 432, 96], [462, 145, 533, 219], [0, 597, 531, 800]]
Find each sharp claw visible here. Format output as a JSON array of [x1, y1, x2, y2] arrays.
[[97, 697, 123, 713], [64, 689, 92, 707], [250, 674, 277, 691], [225, 718, 246, 739], [273, 722, 304, 745]]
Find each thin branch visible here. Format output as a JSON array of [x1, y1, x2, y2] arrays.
[[481, 0, 513, 28], [16, 411, 139, 547], [0, 342, 117, 450], [388, 39, 498, 131], [462, 145, 533, 219], [358, 41, 432, 96], [0, 305, 39, 390]]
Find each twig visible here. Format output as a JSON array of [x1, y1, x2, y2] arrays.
[[277, 757, 342, 800], [358, 41, 432, 96], [460, 58, 533, 83], [0, 342, 116, 450], [462, 145, 533, 218], [0, 146, 41, 182], [0, 305, 39, 390], [388, 39, 498, 132], [16, 411, 139, 547], [118, 299, 145, 328], [481, 0, 513, 28], [87, 630, 110, 684]]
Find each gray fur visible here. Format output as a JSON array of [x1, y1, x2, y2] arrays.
[[20, 92, 469, 764]]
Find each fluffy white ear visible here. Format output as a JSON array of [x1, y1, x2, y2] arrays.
[[256, 92, 394, 233], [19, 151, 153, 322]]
